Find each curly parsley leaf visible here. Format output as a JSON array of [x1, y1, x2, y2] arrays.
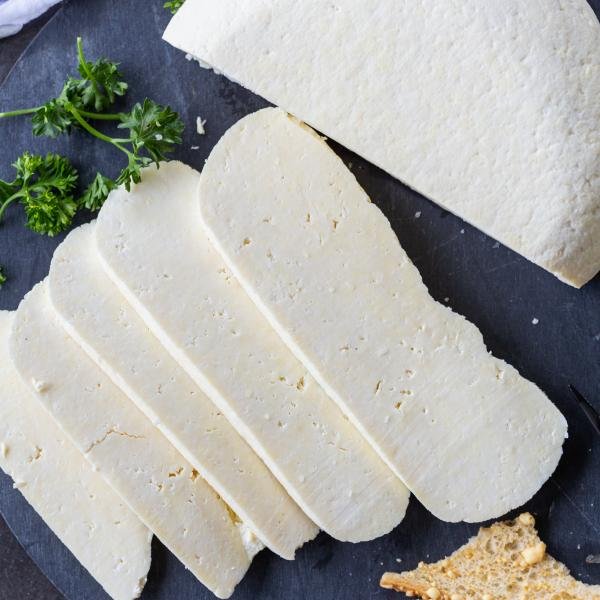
[[15, 153, 79, 236], [119, 99, 184, 165], [31, 99, 74, 137], [0, 153, 79, 236], [79, 172, 117, 211], [76, 38, 128, 112], [164, 0, 185, 14]]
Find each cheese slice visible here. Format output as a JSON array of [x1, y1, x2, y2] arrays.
[[10, 281, 253, 599], [48, 222, 317, 560], [0, 311, 152, 600], [197, 108, 569, 523], [95, 161, 410, 542], [164, 0, 600, 288]]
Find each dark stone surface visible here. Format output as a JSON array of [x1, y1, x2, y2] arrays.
[[0, 1, 599, 599]]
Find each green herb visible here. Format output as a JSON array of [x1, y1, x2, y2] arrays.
[[164, 0, 185, 14], [0, 37, 184, 230], [2, 38, 128, 137], [0, 153, 79, 236], [0, 267, 6, 288]]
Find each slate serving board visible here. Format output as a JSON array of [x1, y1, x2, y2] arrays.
[[0, 1, 599, 598]]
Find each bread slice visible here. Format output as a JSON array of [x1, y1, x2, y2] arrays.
[[380, 514, 600, 600]]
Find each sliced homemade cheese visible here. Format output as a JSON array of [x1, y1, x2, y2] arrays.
[[198, 108, 569, 523], [10, 281, 253, 600], [164, 0, 600, 288], [48, 222, 317, 560], [0, 311, 152, 600], [95, 161, 410, 542]]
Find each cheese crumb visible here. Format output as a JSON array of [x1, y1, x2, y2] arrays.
[[521, 542, 546, 565], [460, 229, 465, 234], [190, 145, 200, 150], [196, 117, 207, 135], [532, 318, 539, 325], [31, 378, 49, 393], [414, 211, 421, 219]]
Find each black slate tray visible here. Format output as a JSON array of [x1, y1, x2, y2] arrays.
[[0, 1, 599, 598]]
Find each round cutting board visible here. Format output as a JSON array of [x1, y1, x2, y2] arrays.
[[0, 1, 599, 598]]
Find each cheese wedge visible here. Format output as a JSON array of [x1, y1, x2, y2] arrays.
[[48, 222, 317, 560], [95, 161, 410, 542], [164, 0, 600, 288], [10, 281, 253, 599], [0, 311, 152, 600], [197, 108, 568, 523]]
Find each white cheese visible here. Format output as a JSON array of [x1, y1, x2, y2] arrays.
[[95, 161, 410, 543], [0, 311, 152, 600], [196, 116, 207, 135], [164, 0, 600, 288], [48, 222, 317, 560], [10, 282, 252, 599], [197, 108, 568, 523]]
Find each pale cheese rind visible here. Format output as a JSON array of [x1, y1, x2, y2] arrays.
[[95, 161, 410, 543], [0, 311, 152, 600], [48, 222, 317, 560], [9, 282, 252, 599], [164, 0, 600, 287], [197, 108, 568, 523]]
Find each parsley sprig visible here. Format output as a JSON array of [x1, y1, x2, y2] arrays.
[[0, 153, 78, 236], [0, 37, 184, 237]]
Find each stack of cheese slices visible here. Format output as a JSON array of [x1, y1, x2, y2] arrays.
[[1, 108, 568, 599]]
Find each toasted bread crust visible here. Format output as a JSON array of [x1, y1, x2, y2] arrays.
[[380, 514, 600, 600]]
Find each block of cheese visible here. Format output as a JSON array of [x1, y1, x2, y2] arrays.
[[198, 108, 568, 523], [48, 222, 317, 560], [0, 311, 152, 600], [164, 0, 600, 288], [95, 161, 410, 542], [10, 281, 253, 599]]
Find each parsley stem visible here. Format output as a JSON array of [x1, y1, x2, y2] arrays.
[[77, 110, 122, 121], [76, 37, 101, 98], [0, 107, 41, 119], [66, 104, 132, 157], [0, 191, 22, 224]]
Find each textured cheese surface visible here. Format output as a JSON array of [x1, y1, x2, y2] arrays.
[[164, 0, 600, 287], [0, 311, 152, 600], [10, 282, 251, 599], [198, 108, 569, 523], [95, 161, 409, 542], [48, 223, 317, 560]]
